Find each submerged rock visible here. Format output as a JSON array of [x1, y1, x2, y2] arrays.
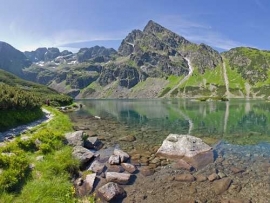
[[213, 178, 232, 195], [175, 174, 195, 182], [121, 163, 137, 173], [156, 134, 212, 158]]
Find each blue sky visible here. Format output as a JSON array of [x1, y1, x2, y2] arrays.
[[0, 0, 269, 52]]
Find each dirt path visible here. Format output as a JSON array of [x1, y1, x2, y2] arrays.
[[163, 57, 193, 97], [0, 108, 53, 142]]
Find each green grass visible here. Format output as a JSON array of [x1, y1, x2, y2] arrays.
[[224, 60, 246, 90], [0, 107, 83, 203], [158, 75, 183, 97]]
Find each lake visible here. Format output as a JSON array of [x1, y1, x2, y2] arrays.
[[69, 99, 270, 202], [71, 98, 270, 145]]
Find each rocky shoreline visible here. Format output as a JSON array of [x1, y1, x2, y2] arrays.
[[67, 114, 270, 203]]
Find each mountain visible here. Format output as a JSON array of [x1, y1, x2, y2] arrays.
[[0, 41, 31, 77], [1, 20, 270, 99]]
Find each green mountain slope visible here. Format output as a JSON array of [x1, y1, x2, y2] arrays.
[[222, 47, 270, 98], [0, 69, 73, 106]]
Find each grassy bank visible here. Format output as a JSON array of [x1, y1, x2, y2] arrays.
[[0, 107, 81, 202]]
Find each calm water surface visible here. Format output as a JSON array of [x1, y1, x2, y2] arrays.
[[73, 98, 270, 145]]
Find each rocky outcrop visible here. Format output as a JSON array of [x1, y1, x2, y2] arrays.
[[24, 47, 61, 62], [118, 30, 143, 56], [119, 66, 140, 88], [77, 46, 117, 63]]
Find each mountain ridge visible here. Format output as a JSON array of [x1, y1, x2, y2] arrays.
[[1, 20, 270, 99]]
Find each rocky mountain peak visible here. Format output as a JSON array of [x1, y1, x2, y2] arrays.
[[143, 20, 166, 34]]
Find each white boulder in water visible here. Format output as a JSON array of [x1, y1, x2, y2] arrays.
[[156, 134, 212, 158]]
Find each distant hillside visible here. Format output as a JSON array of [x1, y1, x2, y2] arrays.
[[0, 41, 31, 77], [0, 69, 73, 106], [1, 21, 270, 99]]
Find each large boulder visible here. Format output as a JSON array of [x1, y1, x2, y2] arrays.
[[72, 146, 94, 165], [156, 134, 212, 158], [106, 172, 131, 184], [98, 182, 126, 202], [65, 131, 85, 146]]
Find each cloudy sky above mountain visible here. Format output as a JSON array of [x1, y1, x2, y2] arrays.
[[0, 0, 269, 52]]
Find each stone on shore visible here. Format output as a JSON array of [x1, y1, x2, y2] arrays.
[[114, 149, 130, 162], [65, 131, 84, 146], [106, 172, 131, 184], [156, 134, 212, 158], [72, 146, 94, 165], [213, 178, 232, 195], [98, 182, 126, 202]]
